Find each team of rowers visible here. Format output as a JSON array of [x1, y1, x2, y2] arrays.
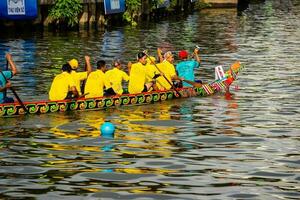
[[0, 48, 201, 104], [48, 48, 202, 101]]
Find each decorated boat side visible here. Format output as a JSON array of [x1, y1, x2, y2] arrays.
[[0, 62, 243, 117]]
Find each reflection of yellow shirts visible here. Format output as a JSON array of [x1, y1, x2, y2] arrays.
[[105, 68, 129, 95], [84, 70, 110, 98], [49, 72, 75, 101], [70, 71, 88, 95], [145, 63, 159, 82], [156, 60, 176, 90], [128, 62, 147, 94]]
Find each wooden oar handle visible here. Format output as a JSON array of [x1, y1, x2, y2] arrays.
[[10, 87, 28, 113], [182, 79, 202, 87]]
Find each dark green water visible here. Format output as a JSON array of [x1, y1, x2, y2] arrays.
[[1, 1, 299, 199]]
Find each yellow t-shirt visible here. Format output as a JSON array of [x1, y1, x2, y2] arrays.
[[70, 71, 88, 95], [128, 62, 147, 94], [84, 70, 110, 98], [49, 72, 75, 101], [105, 68, 129, 95], [156, 60, 176, 90], [145, 63, 160, 82]]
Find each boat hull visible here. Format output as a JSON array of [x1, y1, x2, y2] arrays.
[[0, 63, 242, 117]]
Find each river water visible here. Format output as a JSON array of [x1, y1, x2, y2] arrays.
[[0, 1, 300, 199]]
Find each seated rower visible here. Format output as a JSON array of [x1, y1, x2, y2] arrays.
[[155, 49, 183, 90], [145, 56, 162, 91], [68, 56, 92, 96], [176, 48, 201, 87], [128, 52, 154, 94], [49, 63, 78, 101], [105, 59, 129, 95], [84, 60, 111, 98], [0, 53, 18, 104], [145, 56, 160, 80]]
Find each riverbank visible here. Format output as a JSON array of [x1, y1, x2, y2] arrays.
[[0, 0, 242, 30]]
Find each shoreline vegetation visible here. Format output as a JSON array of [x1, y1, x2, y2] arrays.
[[0, 0, 244, 30]]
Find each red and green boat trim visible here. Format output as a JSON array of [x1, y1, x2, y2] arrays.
[[0, 62, 243, 117]]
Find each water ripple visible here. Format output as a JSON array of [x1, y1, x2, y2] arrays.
[[1, 1, 300, 199]]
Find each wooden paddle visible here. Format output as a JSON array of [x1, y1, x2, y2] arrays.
[[80, 62, 87, 95], [182, 79, 202, 87], [1, 61, 28, 113], [144, 52, 182, 97], [78, 92, 89, 98]]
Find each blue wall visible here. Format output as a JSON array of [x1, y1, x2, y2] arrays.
[[0, 0, 37, 20]]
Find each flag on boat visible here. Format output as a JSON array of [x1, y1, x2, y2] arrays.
[[215, 65, 225, 80]]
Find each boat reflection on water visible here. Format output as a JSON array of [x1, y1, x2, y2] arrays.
[[0, 96, 242, 188], [116, 103, 179, 159], [223, 93, 241, 135], [42, 102, 183, 178], [203, 92, 241, 136]]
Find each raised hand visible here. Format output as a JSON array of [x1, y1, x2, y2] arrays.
[[84, 55, 90, 62], [5, 53, 12, 61], [5, 81, 12, 89]]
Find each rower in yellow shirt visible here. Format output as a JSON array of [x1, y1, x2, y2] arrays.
[[156, 49, 183, 90], [84, 60, 111, 98], [145, 56, 160, 82], [144, 55, 164, 91], [105, 59, 129, 95], [49, 63, 78, 101], [128, 52, 154, 94], [68, 56, 92, 96]]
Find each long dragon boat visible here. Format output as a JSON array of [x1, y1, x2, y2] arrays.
[[0, 62, 243, 117]]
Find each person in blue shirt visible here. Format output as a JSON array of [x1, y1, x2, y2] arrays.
[[176, 48, 201, 87], [0, 53, 18, 104]]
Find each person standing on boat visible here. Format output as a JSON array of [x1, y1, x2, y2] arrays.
[[175, 48, 201, 87], [68, 56, 92, 96], [0, 53, 18, 104], [155, 49, 183, 90], [49, 63, 79, 101], [128, 52, 155, 94], [84, 60, 111, 98], [105, 59, 130, 95]]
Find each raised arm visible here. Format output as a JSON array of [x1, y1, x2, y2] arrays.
[[84, 56, 92, 75], [127, 61, 132, 74], [6, 53, 17, 75], [193, 48, 201, 64], [157, 48, 163, 63]]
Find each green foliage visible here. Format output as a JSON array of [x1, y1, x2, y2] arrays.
[[49, 0, 82, 27], [169, 0, 177, 9], [123, 0, 141, 26]]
